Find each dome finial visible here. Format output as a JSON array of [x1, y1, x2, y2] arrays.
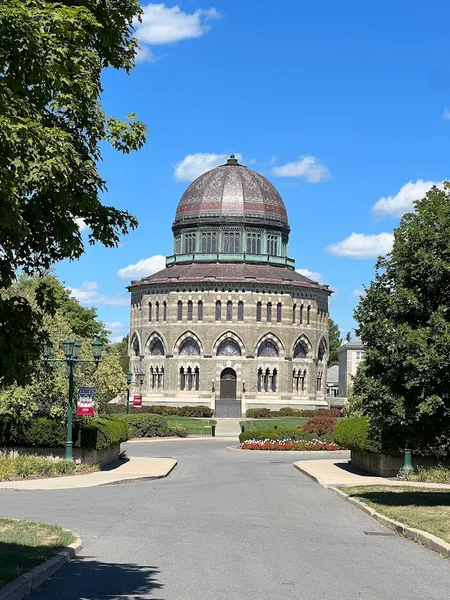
[[226, 154, 239, 165]]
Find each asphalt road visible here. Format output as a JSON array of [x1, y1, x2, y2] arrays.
[[1, 441, 450, 599]]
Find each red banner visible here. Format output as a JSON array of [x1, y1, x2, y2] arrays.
[[132, 394, 142, 408], [77, 386, 95, 417]]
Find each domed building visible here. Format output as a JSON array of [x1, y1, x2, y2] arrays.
[[128, 156, 332, 416]]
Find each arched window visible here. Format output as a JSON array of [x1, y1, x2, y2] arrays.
[[316, 371, 323, 392], [155, 302, 159, 322], [187, 300, 193, 321], [150, 340, 164, 356], [257, 340, 279, 357], [257, 368, 277, 392], [293, 369, 306, 393], [179, 339, 200, 356], [300, 304, 303, 324], [268, 235, 278, 256], [217, 340, 241, 356], [247, 232, 262, 254], [226, 300, 233, 321], [163, 301, 167, 321], [307, 305, 311, 325], [266, 302, 272, 322], [131, 335, 140, 356], [293, 342, 307, 359], [177, 301, 183, 321], [179, 367, 185, 391], [223, 232, 241, 253], [292, 303, 296, 324], [148, 302, 152, 322], [238, 301, 244, 321], [318, 340, 326, 361], [184, 232, 196, 253], [277, 302, 282, 323], [215, 300, 222, 321], [198, 300, 203, 321], [201, 232, 218, 253], [256, 302, 262, 322]]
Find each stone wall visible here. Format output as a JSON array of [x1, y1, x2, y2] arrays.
[[0, 443, 121, 467], [351, 450, 450, 477]]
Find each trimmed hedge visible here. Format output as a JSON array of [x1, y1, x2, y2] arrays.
[[333, 417, 374, 451], [0, 416, 128, 451], [245, 408, 344, 418], [116, 414, 169, 438], [104, 404, 214, 418], [239, 429, 335, 444]]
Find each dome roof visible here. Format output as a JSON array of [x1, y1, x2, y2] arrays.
[[174, 155, 289, 230]]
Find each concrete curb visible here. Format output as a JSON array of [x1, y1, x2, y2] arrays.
[[0, 533, 82, 600], [100, 460, 177, 485], [293, 463, 450, 559], [126, 437, 231, 443]]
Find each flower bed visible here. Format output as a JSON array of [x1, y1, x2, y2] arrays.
[[240, 438, 343, 451]]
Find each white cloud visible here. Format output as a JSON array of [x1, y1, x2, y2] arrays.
[[372, 180, 442, 217], [117, 255, 166, 280], [75, 218, 88, 232], [443, 108, 450, 120], [296, 268, 324, 283], [327, 232, 394, 259], [110, 334, 127, 344], [106, 321, 123, 329], [136, 3, 221, 61], [68, 282, 129, 307], [174, 153, 242, 182], [352, 288, 365, 297], [272, 155, 331, 183]]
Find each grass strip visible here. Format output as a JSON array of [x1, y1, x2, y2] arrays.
[[0, 518, 76, 587], [0, 456, 99, 481], [342, 485, 450, 544], [166, 417, 217, 436]]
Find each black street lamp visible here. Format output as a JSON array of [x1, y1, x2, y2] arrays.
[[125, 372, 133, 414], [42, 339, 103, 461]]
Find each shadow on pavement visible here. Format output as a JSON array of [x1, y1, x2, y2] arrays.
[[333, 461, 379, 477], [36, 557, 164, 599]]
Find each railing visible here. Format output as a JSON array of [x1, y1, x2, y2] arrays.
[[166, 253, 295, 269]]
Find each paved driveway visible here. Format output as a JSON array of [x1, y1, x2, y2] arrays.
[[1, 441, 449, 599]]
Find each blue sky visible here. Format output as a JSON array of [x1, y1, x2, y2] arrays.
[[57, 1, 450, 342]]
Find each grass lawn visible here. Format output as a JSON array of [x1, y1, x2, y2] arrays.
[[0, 518, 75, 588], [342, 486, 450, 543], [166, 417, 217, 436], [240, 417, 309, 431]]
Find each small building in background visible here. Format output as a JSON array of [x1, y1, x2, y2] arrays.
[[338, 336, 365, 397], [326, 365, 339, 398]]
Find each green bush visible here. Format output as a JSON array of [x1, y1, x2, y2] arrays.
[[117, 414, 169, 438], [278, 407, 302, 416], [410, 467, 450, 484], [104, 404, 214, 417], [0, 456, 100, 481], [169, 426, 188, 438], [334, 417, 376, 451], [239, 429, 334, 444], [245, 408, 344, 419], [0, 415, 128, 451]]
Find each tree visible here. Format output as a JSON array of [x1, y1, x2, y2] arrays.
[[111, 336, 130, 375], [0, 274, 125, 419], [328, 317, 341, 366], [0, 0, 147, 385], [345, 332, 352, 342], [353, 184, 450, 457]]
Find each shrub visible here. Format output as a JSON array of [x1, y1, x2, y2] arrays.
[[302, 416, 337, 436], [169, 426, 188, 438], [278, 407, 301, 416], [0, 456, 99, 481], [239, 429, 334, 444], [103, 404, 213, 417], [178, 406, 214, 418], [117, 414, 169, 438], [333, 417, 375, 451], [410, 466, 450, 484], [0, 415, 128, 450], [244, 408, 344, 419]]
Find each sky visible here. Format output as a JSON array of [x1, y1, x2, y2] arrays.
[[58, 1, 450, 343]]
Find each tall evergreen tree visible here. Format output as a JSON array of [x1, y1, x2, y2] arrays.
[[353, 184, 450, 457], [328, 317, 341, 366]]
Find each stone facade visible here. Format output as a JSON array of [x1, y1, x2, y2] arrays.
[[338, 336, 365, 397], [128, 156, 332, 416]]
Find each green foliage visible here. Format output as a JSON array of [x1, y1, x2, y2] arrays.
[[333, 417, 377, 451], [0, 415, 128, 450], [0, 456, 100, 481], [104, 404, 214, 417], [410, 467, 450, 484], [245, 407, 343, 418], [0, 274, 126, 419], [0, 0, 147, 385], [353, 184, 450, 457], [116, 414, 169, 438], [239, 429, 334, 444], [302, 416, 337, 436], [169, 427, 188, 438], [111, 336, 129, 375], [328, 317, 342, 366]]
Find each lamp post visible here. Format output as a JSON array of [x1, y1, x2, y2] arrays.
[[125, 372, 133, 414], [42, 339, 103, 461]]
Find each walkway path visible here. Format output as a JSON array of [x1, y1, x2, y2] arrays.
[[214, 417, 241, 438], [1, 441, 450, 599]]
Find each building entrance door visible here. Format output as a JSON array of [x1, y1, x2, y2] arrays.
[[217, 368, 241, 417]]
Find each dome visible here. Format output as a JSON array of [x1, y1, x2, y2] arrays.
[[173, 155, 289, 231]]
